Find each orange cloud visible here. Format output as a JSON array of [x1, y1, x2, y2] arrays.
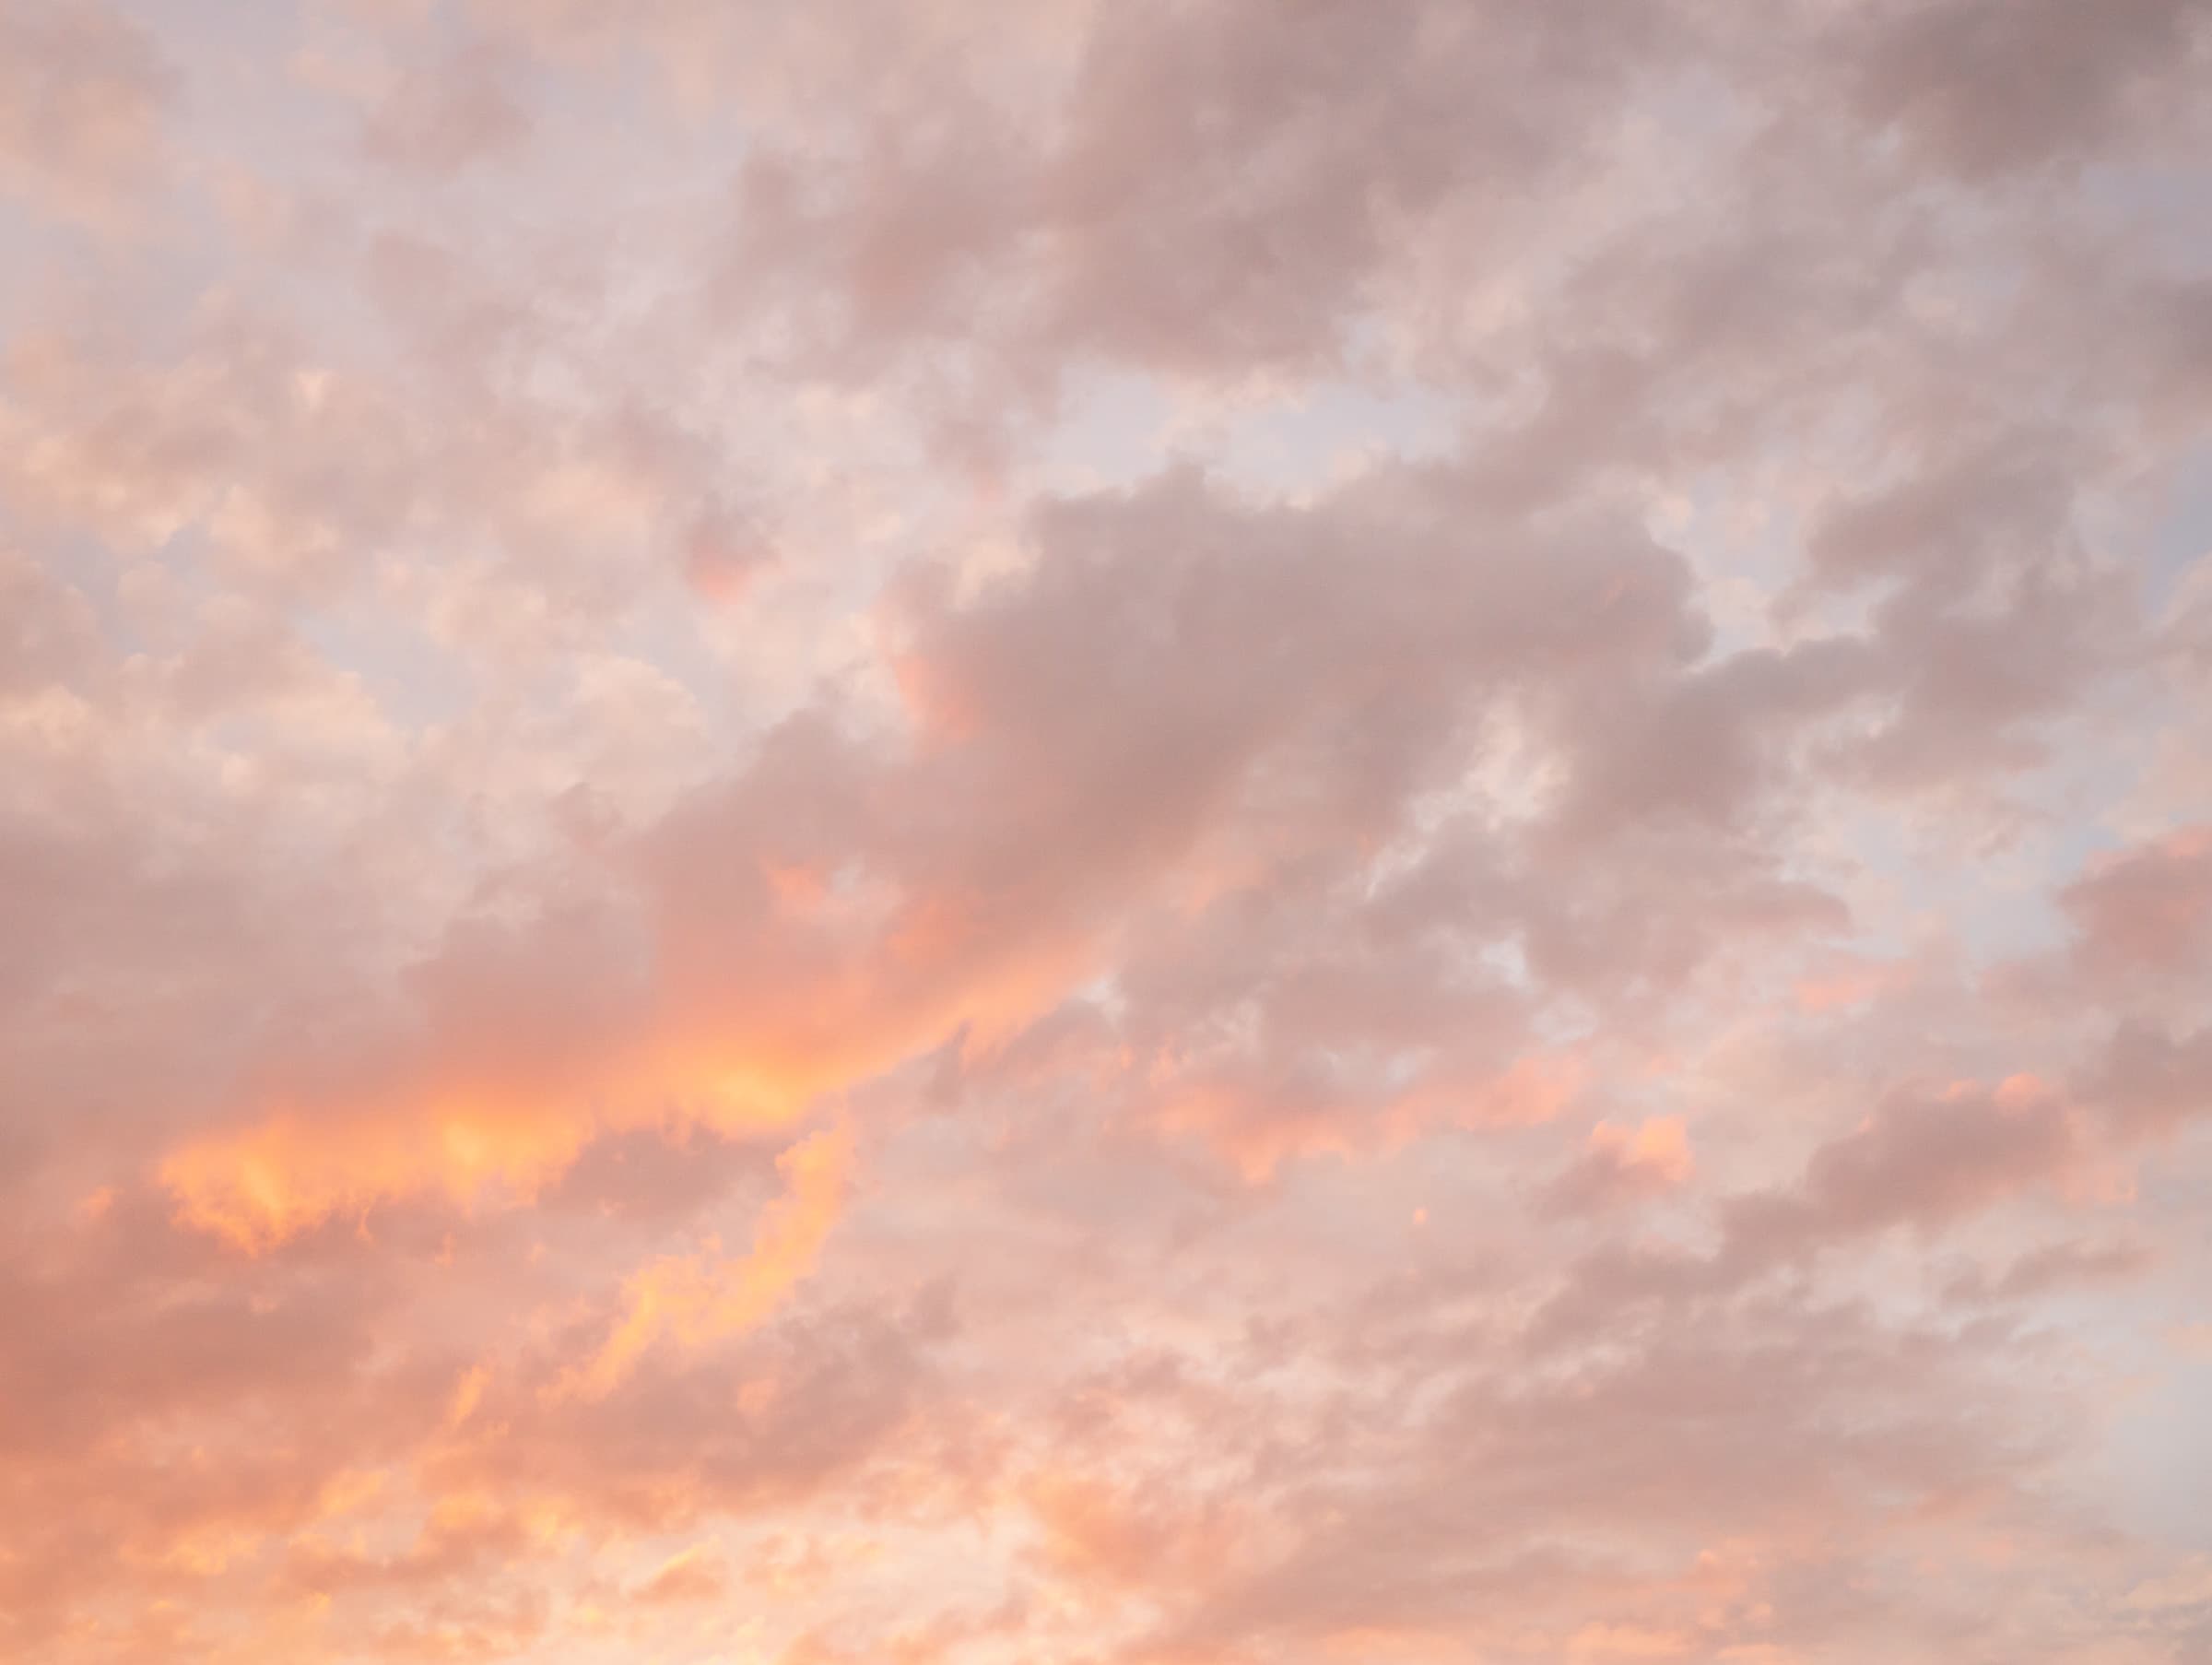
[[157, 909, 1081, 1250], [1548, 1116, 1694, 1211], [564, 1122, 853, 1399]]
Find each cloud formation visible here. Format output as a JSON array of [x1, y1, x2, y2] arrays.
[[3, 3, 2210, 1661]]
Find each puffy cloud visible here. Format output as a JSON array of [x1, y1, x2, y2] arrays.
[[2064, 825, 2212, 980]]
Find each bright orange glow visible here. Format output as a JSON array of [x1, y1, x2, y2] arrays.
[[565, 1123, 853, 1398]]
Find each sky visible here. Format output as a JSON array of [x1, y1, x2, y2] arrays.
[[3, 2, 2212, 1662]]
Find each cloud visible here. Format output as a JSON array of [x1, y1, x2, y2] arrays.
[[1838, 0, 2208, 180], [566, 1122, 854, 1397], [3, 2, 2209, 1659], [1547, 1117, 1695, 1213], [0, 0, 172, 224], [2064, 825, 2212, 980]]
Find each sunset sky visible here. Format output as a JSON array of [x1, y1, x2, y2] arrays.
[[5, 3, 2212, 1661]]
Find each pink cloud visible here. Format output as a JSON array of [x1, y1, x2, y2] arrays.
[[1548, 1116, 1695, 1212]]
